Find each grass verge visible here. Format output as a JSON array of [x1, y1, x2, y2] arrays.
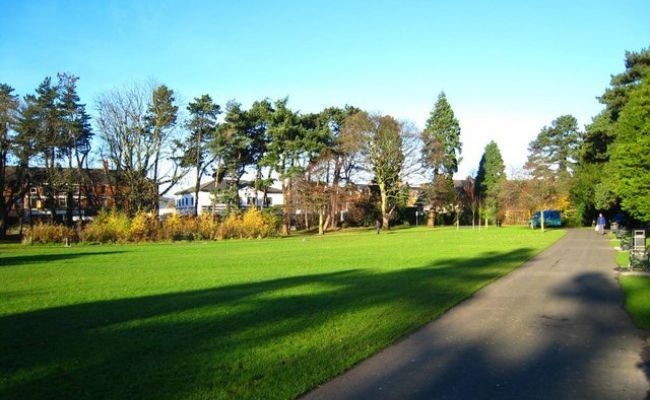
[[620, 275, 650, 331], [0, 226, 564, 400]]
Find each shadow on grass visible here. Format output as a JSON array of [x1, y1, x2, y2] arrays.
[[0, 251, 127, 267], [2, 247, 537, 399]]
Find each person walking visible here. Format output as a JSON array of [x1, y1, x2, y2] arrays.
[[375, 219, 381, 234], [596, 213, 606, 235]]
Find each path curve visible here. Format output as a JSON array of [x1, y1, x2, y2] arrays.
[[301, 229, 649, 400]]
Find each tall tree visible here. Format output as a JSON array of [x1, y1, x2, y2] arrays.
[[247, 99, 273, 207], [56, 74, 93, 225], [573, 48, 650, 223], [96, 83, 183, 215], [18, 75, 93, 225], [420, 92, 462, 226], [181, 94, 220, 216], [316, 106, 363, 230], [526, 115, 582, 189], [606, 76, 650, 222], [263, 98, 308, 235], [146, 85, 180, 215], [0, 84, 22, 237], [524, 115, 582, 229], [475, 140, 506, 226], [344, 112, 405, 229]]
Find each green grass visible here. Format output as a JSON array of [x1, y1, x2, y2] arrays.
[[616, 249, 630, 269], [620, 275, 650, 330], [0, 227, 564, 400]]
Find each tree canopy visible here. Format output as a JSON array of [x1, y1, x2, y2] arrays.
[[421, 92, 462, 178], [606, 76, 650, 221], [475, 140, 506, 224], [3, 45, 649, 237]]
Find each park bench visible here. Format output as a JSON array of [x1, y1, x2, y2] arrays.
[[629, 230, 648, 270]]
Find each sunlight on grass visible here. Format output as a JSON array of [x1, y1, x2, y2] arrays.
[[620, 275, 650, 330], [0, 227, 565, 400]]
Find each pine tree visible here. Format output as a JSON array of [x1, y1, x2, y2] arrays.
[[475, 140, 505, 225], [420, 92, 462, 226]]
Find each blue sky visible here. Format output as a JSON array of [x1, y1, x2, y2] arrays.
[[1, 0, 649, 179]]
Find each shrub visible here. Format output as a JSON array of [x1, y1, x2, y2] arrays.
[[261, 210, 279, 238], [161, 213, 181, 240], [24, 222, 78, 244], [80, 209, 130, 243], [196, 213, 218, 240], [217, 213, 242, 239], [129, 211, 159, 242], [242, 208, 266, 238]]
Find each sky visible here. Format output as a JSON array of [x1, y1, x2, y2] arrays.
[[1, 0, 649, 181]]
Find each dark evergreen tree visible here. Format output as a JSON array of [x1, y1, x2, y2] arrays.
[[474, 140, 506, 225], [572, 48, 650, 223], [420, 92, 462, 226], [0, 84, 22, 237], [146, 84, 182, 215], [182, 94, 221, 216]]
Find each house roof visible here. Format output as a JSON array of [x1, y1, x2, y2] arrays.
[[4, 166, 121, 186]]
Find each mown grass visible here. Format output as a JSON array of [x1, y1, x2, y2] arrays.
[[620, 275, 650, 330], [0, 227, 564, 400]]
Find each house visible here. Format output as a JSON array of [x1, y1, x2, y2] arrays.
[[174, 179, 284, 216], [3, 166, 127, 223], [158, 196, 176, 218]]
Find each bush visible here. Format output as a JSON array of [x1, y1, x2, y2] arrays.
[[217, 213, 242, 239], [196, 213, 218, 240], [242, 208, 267, 238], [24, 222, 78, 244], [23, 209, 277, 245], [80, 209, 130, 243], [161, 213, 182, 240], [129, 211, 159, 242]]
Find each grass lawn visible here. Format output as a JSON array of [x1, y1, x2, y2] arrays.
[[620, 275, 650, 331], [0, 226, 564, 400]]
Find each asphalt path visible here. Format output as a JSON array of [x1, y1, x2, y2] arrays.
[[301, 229, 649, 400]]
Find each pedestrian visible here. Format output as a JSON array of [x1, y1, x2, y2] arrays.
[[596, 213, 606, 235], [375, 219, 381, 234]]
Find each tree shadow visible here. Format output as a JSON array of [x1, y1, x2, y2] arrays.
[[2, 247, 538, 400], [302, 271, 650, 400], [0, 251, 127, 267]]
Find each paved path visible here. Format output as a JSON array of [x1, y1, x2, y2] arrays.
[[302, 229, 649, 400]]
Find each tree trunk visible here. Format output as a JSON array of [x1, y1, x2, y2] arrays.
[[323, 214, 331, 232], [428, 208, 436, 227], [329, 158, 342, 230], [281, 178, 291, 235], [318, 209, 324, 235], [379, 182, 389, 229], [0, 204, 7, 239]]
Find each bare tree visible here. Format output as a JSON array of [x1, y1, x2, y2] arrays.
[[95, 83, 186, 215]]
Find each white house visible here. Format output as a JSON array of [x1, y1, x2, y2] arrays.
[[174, 180, 284, 216]]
